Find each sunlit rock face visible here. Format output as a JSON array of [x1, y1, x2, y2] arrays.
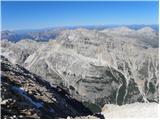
[[1, 27, 159, 108], [102, 102, 158, 118], [1, 39, 47, 64]]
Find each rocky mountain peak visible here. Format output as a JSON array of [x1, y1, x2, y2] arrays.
[[101, 26, 135, 34], [137, 27, 155, 33]]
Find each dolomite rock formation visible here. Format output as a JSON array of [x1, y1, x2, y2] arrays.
[[1, 39, 47, 64], [1, 27, 159, 110]]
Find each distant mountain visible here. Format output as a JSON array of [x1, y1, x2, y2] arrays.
[[1, 28, 66, 42], [101, 26, 159, 48], [126, 24, 159, 31], [1, 25, 158, 42], [1, 30, 22, 42]]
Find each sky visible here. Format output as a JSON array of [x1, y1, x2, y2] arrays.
[[1, 1, 159, 30]]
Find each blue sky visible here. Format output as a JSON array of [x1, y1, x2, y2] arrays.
[[1, 1, 159, 30]]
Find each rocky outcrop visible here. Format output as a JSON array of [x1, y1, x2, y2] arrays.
[[101, 27, 159, 48], [1, 56, 92, 119], [1, 39, 46, 64], [102, 102, 158, 118]]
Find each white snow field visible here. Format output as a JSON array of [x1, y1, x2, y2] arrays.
[[102, 103, 159, 118]]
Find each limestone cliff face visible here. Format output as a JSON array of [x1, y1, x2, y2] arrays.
[[1, 39, 46, 64], [1, 27, 159, 109]]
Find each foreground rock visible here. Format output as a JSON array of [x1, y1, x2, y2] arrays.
[[102, 103, 158, 118], [0, 56, 92, 119]]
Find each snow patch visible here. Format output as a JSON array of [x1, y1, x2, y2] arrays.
[[11, 86, 43, 108]]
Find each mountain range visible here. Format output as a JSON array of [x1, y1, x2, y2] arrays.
[[1, 26, 159, 118], [1, 25, 158, 42]]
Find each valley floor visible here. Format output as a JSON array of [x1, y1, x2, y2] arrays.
[[102, 103, 159, 118]]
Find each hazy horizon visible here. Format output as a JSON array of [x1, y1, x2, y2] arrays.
[[2, 1, 158, 30], [1, 24, 159, 32]]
